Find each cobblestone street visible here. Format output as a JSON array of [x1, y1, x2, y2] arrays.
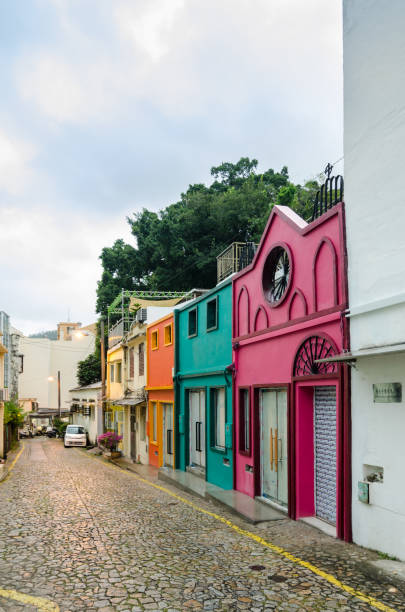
[[0, 438, 403, 612]]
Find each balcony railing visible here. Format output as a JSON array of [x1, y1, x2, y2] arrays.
[[216, 242, 258, 283], [108, 318, 135, 349]]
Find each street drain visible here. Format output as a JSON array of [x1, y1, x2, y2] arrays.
[[269, 574, 287, 583], [249, 565, 265, 571]]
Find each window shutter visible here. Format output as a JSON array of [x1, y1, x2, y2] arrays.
[[139, 342, 144, 376], [129, 348, 134, 379]]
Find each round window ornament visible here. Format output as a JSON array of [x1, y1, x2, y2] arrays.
[[262, 244, 292, 306]]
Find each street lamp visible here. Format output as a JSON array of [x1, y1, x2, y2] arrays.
[[48, 371, 61, 417]]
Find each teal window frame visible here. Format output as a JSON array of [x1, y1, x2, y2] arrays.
[[206, 296, 218, 332], [188, 307, 198, 337]]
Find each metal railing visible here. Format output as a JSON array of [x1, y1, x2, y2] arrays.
[[108, 318, 135, 349], [216, 242, 258, 283], [311, 163, 344, 222]]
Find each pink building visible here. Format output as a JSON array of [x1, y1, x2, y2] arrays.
[[232, 199, 351, 541]]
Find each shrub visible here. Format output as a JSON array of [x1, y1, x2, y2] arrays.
[[4, 400, 25, 427], [97, 431, 122, 451]]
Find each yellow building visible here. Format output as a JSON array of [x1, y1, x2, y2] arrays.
[[105, 342, 125, 450]]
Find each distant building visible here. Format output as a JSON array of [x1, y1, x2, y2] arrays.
[[18, 322, 95, 410]]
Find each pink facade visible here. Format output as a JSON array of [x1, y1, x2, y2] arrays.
[[232, 202, 351, 541]]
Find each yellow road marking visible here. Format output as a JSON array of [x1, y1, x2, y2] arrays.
[[0, 587, 59, 611], [84, 453, 397, 612], [0, 441, 25, 484], [0, 443, 59, 611]]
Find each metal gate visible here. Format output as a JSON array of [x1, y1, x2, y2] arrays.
[[314, 386, 336, 524]]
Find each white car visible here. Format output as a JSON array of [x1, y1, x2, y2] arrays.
[[64, 425, 87, 447]]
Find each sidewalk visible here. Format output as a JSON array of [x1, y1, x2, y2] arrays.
[[0, 441, 21, 482]]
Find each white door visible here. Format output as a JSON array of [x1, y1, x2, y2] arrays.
[[189, 390, 205, 468], [314, 386, 336, 524], [136, 405, 148, 464], [261, 389, 288, 507], [163, 403, 174, 467]]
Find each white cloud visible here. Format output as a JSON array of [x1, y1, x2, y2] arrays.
[[0, 129, 36, 195], [0, 204, 134, 335]]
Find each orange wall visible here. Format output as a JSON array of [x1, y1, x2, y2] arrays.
[[146, 314, 174, 389], [148, 388, 174, 467]]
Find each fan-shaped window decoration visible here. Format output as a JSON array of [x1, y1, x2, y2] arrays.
[[293, 336, 337, 376], [262, 244, 292, 307]]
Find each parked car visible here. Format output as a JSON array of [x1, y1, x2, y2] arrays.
[[64, 425, 87, 447]]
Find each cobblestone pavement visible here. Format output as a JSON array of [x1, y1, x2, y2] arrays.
[[0, 438, 404, 612]]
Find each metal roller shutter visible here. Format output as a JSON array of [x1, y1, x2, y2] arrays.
[[314, 386, 337, 524]]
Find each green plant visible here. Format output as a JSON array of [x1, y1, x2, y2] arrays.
[[53, 418, 68, 436], [377, 550, 399, 561], [3, 399, 25, 427]]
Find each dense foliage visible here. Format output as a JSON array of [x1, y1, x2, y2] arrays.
[[77, 352, 101, 387], [3, 399, 25, 427], [96, 158, 319, 316], [53, 417, 68, 437]]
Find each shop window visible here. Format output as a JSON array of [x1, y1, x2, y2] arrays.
[[110, 364, 114, 383], [188, 308, 197, 337], [129, 348, 134, 379], [139, 343, 145, 376], [105, 411, 113, 430], [239, 388, 250, 453], [206, 297, 218, 331], [212, 388, 226, 450], [151, 330, 158, 350], [117, 361, 122, 383], [164, 324, 173, 345], [151, 402, 157, 442]]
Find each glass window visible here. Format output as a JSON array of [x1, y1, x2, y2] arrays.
[[164, 324, 172, 345], [110, 364, 114, 383], [213, 388, 225, 450], [188, 308, 197, 337], [151, 330, 158, 349], [239, 389, 250, 453], [152, 402, 157, 442], [117, 362, 122, 383], [206, 298, 218, 331]]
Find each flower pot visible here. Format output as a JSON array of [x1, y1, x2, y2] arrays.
[[102, 450, 121, 459]]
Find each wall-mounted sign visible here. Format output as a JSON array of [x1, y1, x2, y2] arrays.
[[358, 481, 369, 504], [373, 383, 402, 403]]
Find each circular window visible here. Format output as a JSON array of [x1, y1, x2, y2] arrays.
[[262, 245, 292, 306]]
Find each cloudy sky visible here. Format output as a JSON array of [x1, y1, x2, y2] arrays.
[[0, 0, 342, 335]]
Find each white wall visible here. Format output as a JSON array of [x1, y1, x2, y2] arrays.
[[344, 0, 405, 347], [344, 0, 405, 558], [351, 355, 405, 560], [70, 387, 102, 444], [19, 334, 94, 409]]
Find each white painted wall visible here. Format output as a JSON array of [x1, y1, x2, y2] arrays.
[[344, 0, 405, 558], [19, 333, 94, 409], [70, 385, 102, 444]]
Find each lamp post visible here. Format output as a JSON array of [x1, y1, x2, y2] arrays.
[[48, 371, 61, 418]]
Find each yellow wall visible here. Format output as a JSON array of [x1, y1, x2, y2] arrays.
[[106, 344, 124, 401]]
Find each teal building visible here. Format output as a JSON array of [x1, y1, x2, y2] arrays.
[[174, 278, 233, 490]]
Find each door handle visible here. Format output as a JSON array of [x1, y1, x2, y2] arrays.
[[270, 427, 273, 469], [274, 429, 278, 472]]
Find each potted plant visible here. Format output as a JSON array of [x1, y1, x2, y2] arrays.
[[97, 432, 123, 459]]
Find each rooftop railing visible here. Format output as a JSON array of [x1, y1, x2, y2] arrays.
[[216, 242, 258, 283]]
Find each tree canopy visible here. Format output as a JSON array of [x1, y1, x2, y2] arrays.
[[96, 158, 318, 317]]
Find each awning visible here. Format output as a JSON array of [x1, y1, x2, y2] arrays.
[[110, 397, 146, 407], [129, 296, 182, 310], [315, 342, 405, 364]]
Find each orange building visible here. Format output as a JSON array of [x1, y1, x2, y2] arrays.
[[146, 313, 175, 468]]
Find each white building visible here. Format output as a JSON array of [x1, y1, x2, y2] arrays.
[[18, 322, 95, 411], [344, 0, 405, 560], [69, 382, 102, 445]]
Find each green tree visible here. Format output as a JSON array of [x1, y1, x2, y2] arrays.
[[96, 158, 319, 311], [4, 399, 25, 427], [77, 352, 101, 387]]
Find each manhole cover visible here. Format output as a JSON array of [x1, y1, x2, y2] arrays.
[[249, 565, 265, 571], [269, 574, 287, 583]]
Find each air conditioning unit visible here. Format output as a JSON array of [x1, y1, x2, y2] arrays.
[[136, 308, 147, 323]]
